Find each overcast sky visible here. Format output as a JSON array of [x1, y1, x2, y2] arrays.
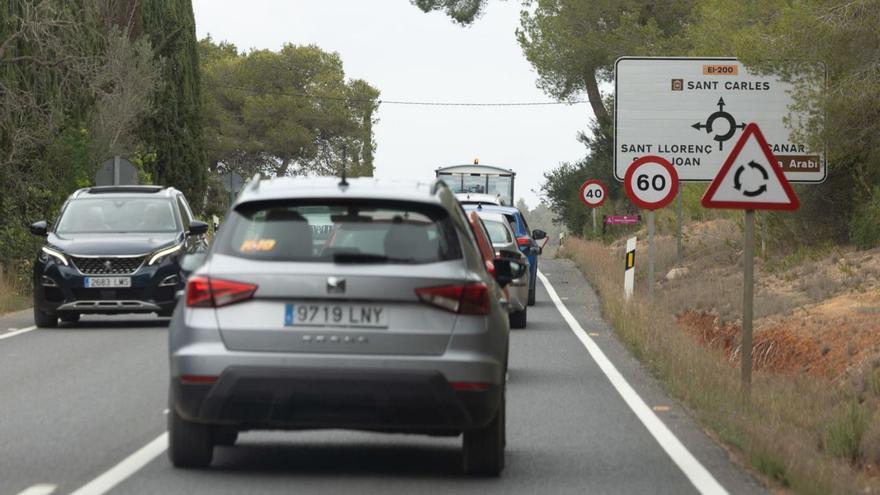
[[192, 0, 594, 207]]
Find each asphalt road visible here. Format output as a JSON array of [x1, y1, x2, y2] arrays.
[[0, 258, 766, 495]]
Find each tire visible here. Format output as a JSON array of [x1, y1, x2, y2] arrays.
[[158, 309, 174, 318], [463, 391, 505, 476], [214, 428, 238, 446], [33, 306, 58, 328], [59, 313, 80, 324], [509, 307, 527, 329], [168, 406, 214, 468]]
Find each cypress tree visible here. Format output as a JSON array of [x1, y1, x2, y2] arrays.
[[139, 0, 206, 210]]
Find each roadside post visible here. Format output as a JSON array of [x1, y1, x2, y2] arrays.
[[578, 179, 607, 235], [624, 236, 636, 301], [676, 184, 683, 263], [702, 123, 799, 399], [222, 171, 245, 209], [624, 156, 679, 298]]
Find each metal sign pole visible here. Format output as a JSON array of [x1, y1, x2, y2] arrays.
[[676, 182, 683, 263], [742, 209, 756, 399], [647, 210, 655, 298], [591, 208, 597, 235]]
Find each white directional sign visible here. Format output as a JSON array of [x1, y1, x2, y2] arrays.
[[615, 57, 825, 183], [702, 123, 799, 210]]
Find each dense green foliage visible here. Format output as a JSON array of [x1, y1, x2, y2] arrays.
[[0, 0, 159, 278], [199, 38, 380, 217], [140, 0, 207, 208], [0, 0, 209, 279]]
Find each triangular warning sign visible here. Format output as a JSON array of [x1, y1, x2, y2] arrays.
[[702, 123, 799, 210]]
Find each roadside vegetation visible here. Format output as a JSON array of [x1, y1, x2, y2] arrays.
[[0, 0, 380, 312], [561, 228, 880, 494]]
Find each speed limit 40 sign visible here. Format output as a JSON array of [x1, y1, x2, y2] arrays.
[[624, 156, 680, 210], [579, 179, 607, 208]]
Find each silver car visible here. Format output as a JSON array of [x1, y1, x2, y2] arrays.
[[168, 177, 525, 476], [475, 212, 529, 329]]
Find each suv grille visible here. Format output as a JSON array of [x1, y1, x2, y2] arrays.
[[71, 256, 146, 275]]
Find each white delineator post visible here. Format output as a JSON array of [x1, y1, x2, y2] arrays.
[[624, 236, 636, 301]]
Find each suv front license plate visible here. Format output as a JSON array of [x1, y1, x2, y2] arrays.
[[84, 277, 131, 288], [284, 303, 387, 328]]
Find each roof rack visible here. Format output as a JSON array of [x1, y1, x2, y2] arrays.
[[87, 185, 163, 194]]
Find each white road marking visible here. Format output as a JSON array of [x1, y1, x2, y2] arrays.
[[69, 433, 167, 495], [16, 484, 57, 495], [0, 326, 37, 340], [538, 270, 729, 495]]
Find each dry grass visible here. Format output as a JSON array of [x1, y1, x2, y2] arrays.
[[561, 236, 880, 494], [0, 273, 29, 315]]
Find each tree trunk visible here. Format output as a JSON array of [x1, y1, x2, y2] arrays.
[[583, 67, 609, 125]]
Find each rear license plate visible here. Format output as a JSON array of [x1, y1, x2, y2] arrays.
[[84, 277, 131, 288], [284, 303, 387, 328]]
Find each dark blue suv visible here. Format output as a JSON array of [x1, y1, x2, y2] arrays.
[[29, 186, 209, 327], [463, 204, 545, 305]]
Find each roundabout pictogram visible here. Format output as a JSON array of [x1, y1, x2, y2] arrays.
[[691, 97, 746, 150]]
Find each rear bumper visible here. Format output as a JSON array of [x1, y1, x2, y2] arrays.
[[171, 366, 502, 433]]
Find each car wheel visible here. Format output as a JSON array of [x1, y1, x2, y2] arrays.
[[33, 307, 58, 328], [214, 428, 238, 446], [59, 313, 80, 324], [509, 307, 527, 329], [462, 390, 505, 476], [168, 406, 214, 468]]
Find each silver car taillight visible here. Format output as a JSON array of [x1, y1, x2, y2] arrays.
[[415, 283, 489, 315], [186, 276, 257, 308]]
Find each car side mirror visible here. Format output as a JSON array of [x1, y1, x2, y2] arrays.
[[493, 257, 528, 288], [30, 220, 48, 237], [532, 229, 547, 240], [188, 220, 209, 236]]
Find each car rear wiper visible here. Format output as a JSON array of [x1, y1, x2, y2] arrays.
[[332, 253, 390, 263]]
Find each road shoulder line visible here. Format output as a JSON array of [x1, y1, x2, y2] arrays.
[[0, 326, 37, 341], [538, 270, 728, 495], [69, 433, 167, 495]]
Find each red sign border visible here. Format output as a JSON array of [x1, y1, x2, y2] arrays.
[[701, 123, 800, 211], [624, 155, 680, 210], [578, 179, 607, 208]]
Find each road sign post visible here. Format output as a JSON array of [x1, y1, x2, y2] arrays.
[[624, 156, 679, 298], [702, 123, 799, 399], [579, 179, 607, 236]]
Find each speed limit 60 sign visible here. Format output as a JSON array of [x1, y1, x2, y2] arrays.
[[579, 179, 607, 208], [624, 156, 679, 210]]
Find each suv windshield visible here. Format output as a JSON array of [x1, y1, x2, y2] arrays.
[[218, 201, 462, 264], [55, 198, 179, 234]]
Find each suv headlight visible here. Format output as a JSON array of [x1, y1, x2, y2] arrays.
[[41, 246, 69, 266], [148, 244, 183, 266]]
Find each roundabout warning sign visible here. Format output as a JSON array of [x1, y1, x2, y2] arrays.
[[614, 57, 826, 184]]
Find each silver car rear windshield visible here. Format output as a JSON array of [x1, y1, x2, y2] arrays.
[[217, 200, 463, 264]]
